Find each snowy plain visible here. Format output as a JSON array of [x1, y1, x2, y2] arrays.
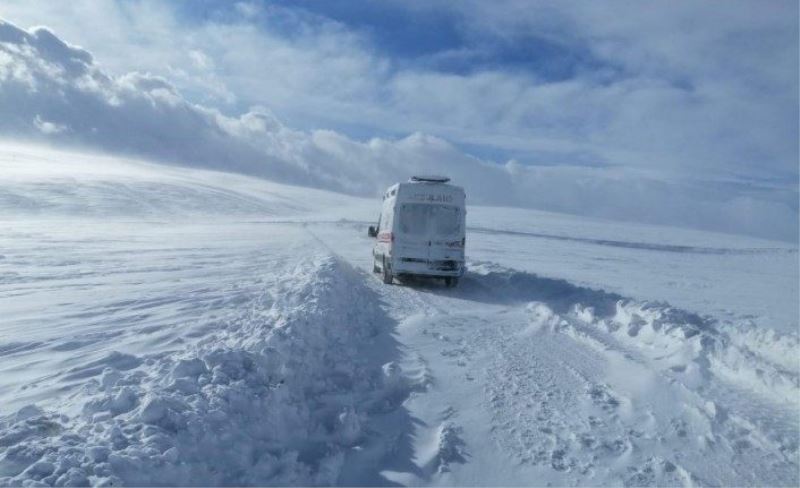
[[0, 144, 797, 486]]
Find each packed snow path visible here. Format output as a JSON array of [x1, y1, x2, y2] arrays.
[[0, 146, 797, 486]]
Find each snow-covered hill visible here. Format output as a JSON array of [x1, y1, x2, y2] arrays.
[[0, 144, 797, 486]]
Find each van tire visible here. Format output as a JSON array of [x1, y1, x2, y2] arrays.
[[372, 256, 380, 274], [445, 277, 459, 288], [382, 257, 393, 284]]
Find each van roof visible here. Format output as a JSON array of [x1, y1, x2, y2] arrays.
[[383, 178, 464, 200], [410, 175, 450, 183]]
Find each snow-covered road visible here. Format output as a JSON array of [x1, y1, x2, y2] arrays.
[[314, 224, 799, 486], [0, 145, 797, 486]]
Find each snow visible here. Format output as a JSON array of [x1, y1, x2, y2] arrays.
[[2, 252, 405, 486], [0, 144, 797, 486]]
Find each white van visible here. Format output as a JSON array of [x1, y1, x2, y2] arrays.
[[368, 176, 466, 287]]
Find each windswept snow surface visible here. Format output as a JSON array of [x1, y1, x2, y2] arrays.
[[0, 144, 797, 486]]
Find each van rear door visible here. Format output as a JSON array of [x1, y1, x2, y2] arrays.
[[395, 203, 431, 262], [428, 204, 464, 263], [396, 203, 463, 263]]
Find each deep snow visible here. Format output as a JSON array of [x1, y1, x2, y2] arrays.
[[0, 145, 797, 486]]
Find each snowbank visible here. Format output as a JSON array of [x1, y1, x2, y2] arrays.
[[466, 261, 800, 406], [0, 255, 405, 486]]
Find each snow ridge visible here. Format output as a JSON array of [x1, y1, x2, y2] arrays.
[[0, 255, 402, 486], [466, 261, 799, 406], [449, 263, 798, 485]]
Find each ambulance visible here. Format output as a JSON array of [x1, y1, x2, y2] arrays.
[[368, 176, 466, 287]]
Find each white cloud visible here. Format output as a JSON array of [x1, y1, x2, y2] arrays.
[[33, 115, 67, 134], [0, 16, 796, 242], [188, 50, 213, 71], [1, 1, 793, 184], [440, 1, 798, 173]]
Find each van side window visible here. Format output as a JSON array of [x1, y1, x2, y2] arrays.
[[379, 206, 392, 232]]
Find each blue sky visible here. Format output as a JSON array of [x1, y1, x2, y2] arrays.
[[230, 0, 604, 80], [0, 0, 797, 240]]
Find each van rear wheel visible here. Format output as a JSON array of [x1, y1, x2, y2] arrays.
[[445, 277, 459, 288], [382, 257, 393, 284]]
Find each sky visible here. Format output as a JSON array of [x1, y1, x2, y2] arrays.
[[0, 0, 797, 241]]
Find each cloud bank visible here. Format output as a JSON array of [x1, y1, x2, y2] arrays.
[[0, 17, 796, 241]]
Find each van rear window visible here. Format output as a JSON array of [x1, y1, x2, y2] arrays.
[[399, 204, 461, 236], [433, 205, 461, 235]]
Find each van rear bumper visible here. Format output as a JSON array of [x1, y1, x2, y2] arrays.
[[393, 257, 464, 277]]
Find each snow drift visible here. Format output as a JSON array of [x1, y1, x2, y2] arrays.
[[0, 256, 408, 486], [465, 261, 800, 406]]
